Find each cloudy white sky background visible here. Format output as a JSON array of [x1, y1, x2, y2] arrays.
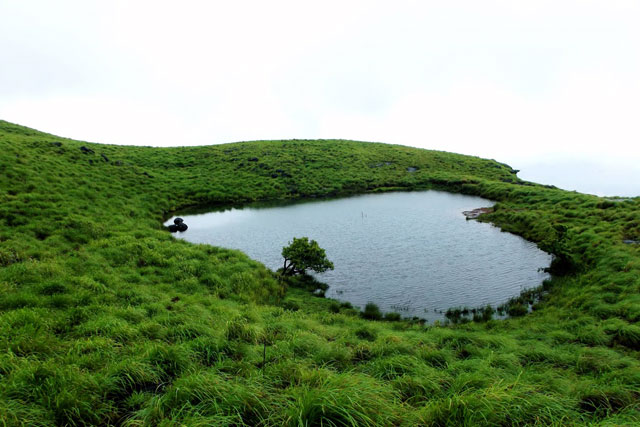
[[1, 1, 639, 195]]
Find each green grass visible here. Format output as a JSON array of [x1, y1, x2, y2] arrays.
[[0, 120, 639, 425]]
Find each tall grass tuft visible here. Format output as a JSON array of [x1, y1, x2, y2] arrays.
[[281, 373, 401, 426]]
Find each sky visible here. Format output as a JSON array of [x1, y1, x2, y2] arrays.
[[1, 0, 639, 196]]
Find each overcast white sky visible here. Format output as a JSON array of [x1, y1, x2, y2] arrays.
[[1, 1, 639, 195]]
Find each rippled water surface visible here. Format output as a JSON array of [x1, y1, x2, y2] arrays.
[[166, 191, 551, 321]]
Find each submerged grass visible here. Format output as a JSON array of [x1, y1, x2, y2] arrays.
[[0, 120, 639, 425]]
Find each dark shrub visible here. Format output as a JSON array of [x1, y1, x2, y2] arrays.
[[40, 281, 67, 295], [384, 312, 402, 321], [355, 327, 377, 341], [362, 303, 383, 320], [507, 303, 528, 317], [445, 307, 463, 324], [282, 300, 300, 312], [596, 200, 616, 209], [472, 305, 494, 322], [328, 301, 341, 313]]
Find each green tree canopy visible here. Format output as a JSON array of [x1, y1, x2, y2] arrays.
[[281, 237, 334, 276]]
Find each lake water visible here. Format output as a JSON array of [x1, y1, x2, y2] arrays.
[[166, 191, 551, 321]]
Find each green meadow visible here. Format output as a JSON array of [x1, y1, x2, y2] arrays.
[[0, 119, 638, 426]]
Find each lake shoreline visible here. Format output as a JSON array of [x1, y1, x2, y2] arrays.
[[168, 191, 550, 321]]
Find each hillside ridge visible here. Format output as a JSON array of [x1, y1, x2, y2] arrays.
[[1, 120, 638, 425]]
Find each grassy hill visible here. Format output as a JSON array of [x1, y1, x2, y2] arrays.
[[0, 120, 638, 426]]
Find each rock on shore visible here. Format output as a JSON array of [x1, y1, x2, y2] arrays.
[[462, 207, 494, 220]]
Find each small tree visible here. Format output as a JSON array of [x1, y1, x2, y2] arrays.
[[281, 237, 334, 276]]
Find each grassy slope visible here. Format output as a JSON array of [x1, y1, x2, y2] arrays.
[[0, 120, 638, 426]]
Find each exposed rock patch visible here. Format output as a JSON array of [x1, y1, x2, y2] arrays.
[[168, 217, 188, 233], [462, 207, 494, 220]]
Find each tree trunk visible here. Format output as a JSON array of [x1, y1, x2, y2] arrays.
[[281, 259, 294, 276]]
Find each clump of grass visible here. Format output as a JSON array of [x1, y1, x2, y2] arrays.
[[507, 303, 529, 317], [225, 318, 259, 344], [384, 312, 402, 321], [365, 355, 422, 380], [579, 387, 635, 416], [420, 349, 452, 369], [189, 337, 225, 366], [445, 307, 463, 324], [129, 372, 272, 425], [416, 382, 578, 426], [281, 373, 400, 426], [355, 327, 377, 342], [604, 320, 640, 350], [472, 305, 494, 322], [281, 300, 300, 312], [327, 301, 341, 313], [392, 370, 448, 406]]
